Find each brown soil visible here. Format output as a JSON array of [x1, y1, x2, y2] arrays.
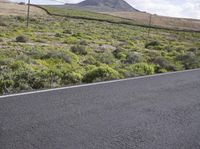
[[103, 11, 200, 31], [0, 1, 47, 16]]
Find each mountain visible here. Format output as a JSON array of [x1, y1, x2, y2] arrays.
[[65, 0, 139, 12]]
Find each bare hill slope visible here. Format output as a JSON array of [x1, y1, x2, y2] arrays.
[[65, 0, 139, 12], [0, 1, 46, 16], [103, 11, 200, 31]]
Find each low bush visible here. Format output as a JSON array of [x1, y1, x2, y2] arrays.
[[63, 37, 78, 44], [176, 52, 200, 69], [42, 51, 71, 63], [83, 56, 97, 65], [55, 33, 62, 38], [124, 63, 155, 77], [79, 40, 88, 45], [63, 29, 73, 34], [96, 51, 115, 64], [153, 57, 178, 72], [71, 45, 87, 55], [83, 65, 120, 83], [16, 35, 28, 43], [61, 72, 82, 85], [112, 48, 126, 59], [145, 40, 160, 48], [153, 57, 169, 68], [0, 17, 8, 26], [0, 73, 14, 94], [125, 52, 143, 64], [15, 16, 24, 22]]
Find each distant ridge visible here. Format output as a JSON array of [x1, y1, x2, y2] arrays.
[[65, 0, 139, 12]]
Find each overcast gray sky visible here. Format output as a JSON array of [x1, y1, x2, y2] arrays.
[[11, 0, 200, 19]]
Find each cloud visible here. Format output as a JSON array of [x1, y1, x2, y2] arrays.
[[126, 0, 200, 19]]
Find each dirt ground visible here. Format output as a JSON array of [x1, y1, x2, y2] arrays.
[[0, 1, 47, 16], [103, 11, 200, 31]]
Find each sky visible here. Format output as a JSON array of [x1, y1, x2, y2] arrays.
[[10, 0, 200, 19]]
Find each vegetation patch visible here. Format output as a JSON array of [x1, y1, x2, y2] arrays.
[[0, 8, 199, 94], [83, 65, 121, 83], [16, 35, 29, 43]]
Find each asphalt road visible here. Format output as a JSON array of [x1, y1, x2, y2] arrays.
[[0, 69, 200, 149]]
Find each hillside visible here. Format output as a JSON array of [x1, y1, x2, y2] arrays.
[[0, 0, 46, 16], [64, 0, 138, 12], [103, 11, 200, 31], [0, 2, 200, 94], [47, 1, 200, 31]]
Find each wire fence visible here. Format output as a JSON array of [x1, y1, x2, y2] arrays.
[[0, 1, 200, 33]]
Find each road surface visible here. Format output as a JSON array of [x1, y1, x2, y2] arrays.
[[0, 69, 200, 149]]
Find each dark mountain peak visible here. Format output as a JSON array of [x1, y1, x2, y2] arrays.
[[77, 0, 139, 12]]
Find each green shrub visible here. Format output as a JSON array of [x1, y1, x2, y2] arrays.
[[124, 63, 155, 77], [16, 35, 28, 43], [26, 47, 46, 59], [0, 75, 14, 94], [15, 16, 24, 22], [9, 60, 27, 71], [16, 54, 32, 64], [188, 47, 198, 53], [42, 51, 71, 63], [55, 33, 62, 38], [28, 71, 47, 89], [83, 65, 120, 83], [63, 37, 78, 44], [176, 52, 200, 69], [153, 57, 169, 68], [61, 72, 82, 85], [71, 45, 87, 55], [83, 56, 97, 65], [96, 51, 115, 64], [125, 52, 143, 64], [0, 18, 8, 26], [112, 48, 126, 59], [79, 40, 88, 45], [63, 29, 73, 34], [145, 41, 160, 48]]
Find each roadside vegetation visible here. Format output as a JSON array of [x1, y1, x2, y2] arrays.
[[0, 8, 200, 94]]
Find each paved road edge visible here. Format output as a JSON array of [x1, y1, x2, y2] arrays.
[[0, 68, 200, 99]]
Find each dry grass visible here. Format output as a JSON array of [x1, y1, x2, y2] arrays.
[[103, 11, 200, 31], [0, 2, 47, 16]]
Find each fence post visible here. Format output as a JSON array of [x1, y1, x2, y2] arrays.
[[147, 14, 152, 39], [26, 0, 31, 28]]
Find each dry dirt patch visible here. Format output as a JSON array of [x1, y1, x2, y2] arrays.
[[103, 11, 200, 31], [0, 1, 47, 16]]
